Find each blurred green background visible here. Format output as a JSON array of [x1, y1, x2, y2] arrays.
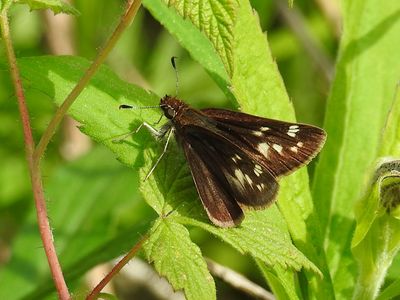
[[0, 0, 338, 298]]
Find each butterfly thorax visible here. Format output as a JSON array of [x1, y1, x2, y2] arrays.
[[160, 95, 189, 120]]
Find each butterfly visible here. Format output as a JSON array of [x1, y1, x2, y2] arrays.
[[121, 95, 326, 228]]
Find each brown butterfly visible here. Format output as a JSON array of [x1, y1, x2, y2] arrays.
[[121, 95, 326, 227]]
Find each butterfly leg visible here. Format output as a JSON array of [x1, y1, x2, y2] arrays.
[[152, 113, 164, 126], [136, 122, 169, 138], [144, 127, 174, 181], [112, 122, 167, 143]]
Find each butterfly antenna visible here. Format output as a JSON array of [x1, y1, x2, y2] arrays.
[[171, 56, 179, 96], [119, 104, 160, 110], [119, 103, 165, 127]]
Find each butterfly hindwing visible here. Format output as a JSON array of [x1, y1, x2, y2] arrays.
[[181, 139, 244, 227], [184, 128, 279, 209]]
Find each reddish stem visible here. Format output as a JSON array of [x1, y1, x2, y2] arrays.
[[1, 0, 142, 298], [0, 10, 70, 300], [86, 234, 149, 300]]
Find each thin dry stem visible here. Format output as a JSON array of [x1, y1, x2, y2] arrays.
[[276, 0, 334, 84], [314, 0, 341, 38], [86, 234, 149, 300], [206, 258, 276, 300]]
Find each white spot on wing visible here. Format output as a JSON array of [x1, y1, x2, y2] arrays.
[[287, 125, 300, 137], [252, 130, 263, 137], [272, 144, 283, 154], [257, 143, 269, 157], [234, 169, 245, 186], [245, 174, 253, 185], [256, 183, 265, 191], [254, 164, 263, 177], [297, 142, 304, 147], [235, 154, 242, 160], [260, 127, 269, 131], [290, 146, 298, 153]]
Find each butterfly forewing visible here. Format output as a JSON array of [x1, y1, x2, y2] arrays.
[[201, 108, 326, 177]]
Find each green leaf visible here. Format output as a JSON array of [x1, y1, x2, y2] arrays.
[[0, 147, 154, 299], [256, 260, 301, 300], [16, 55, 160, 167], [161, 0, 236, 76], [231, 1, 291, 115], [230, 0, 333, 298], [312, 1, 400, 297], [15, 0, 79, 15], [182, 211, 320, 274], [143, 218, 216, 300], [379, 84, 400, 157], [142, 0, 234, 102], [377, 278, 400, 300]]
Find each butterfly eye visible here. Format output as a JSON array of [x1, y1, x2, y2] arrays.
[[165, 107, 177, 119]]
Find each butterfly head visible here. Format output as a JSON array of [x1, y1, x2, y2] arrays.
[[160, 95, 187, 120]]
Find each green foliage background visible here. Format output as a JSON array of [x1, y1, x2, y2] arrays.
[[0, 0, 399, 299]]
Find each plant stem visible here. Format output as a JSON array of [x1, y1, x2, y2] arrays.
[[33, 0, 143, 163], [86, 233, 149, 300], [1, 1, 142, 299], [0, 9, 70, 300], [353, 264, 389, 300], [275, 0, 334, 84], [352, 219, 397, 300], [206, 258, 275, 300]]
